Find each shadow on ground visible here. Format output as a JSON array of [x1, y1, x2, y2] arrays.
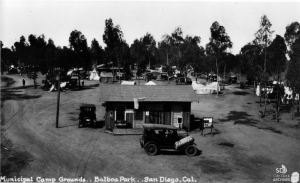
[[1, 89, 42, 102], [156, 149, 202, 156], [219, 111, 283, 135], [231, 91, 250, 95], [219, 111, 252, 122], [69, 84, 99, 91], [1, 134, 32, 177]]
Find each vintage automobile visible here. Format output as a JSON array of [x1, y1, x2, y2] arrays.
[[145, 72, 157, 81], [78, 104, 97, 128], [228, 76, 237, 84], [68, 76, 78, 87], [139, 124, 198, 156], [160, 72, 168, 80], [176, 77, 192, 85], [210, 75, 218, 82]]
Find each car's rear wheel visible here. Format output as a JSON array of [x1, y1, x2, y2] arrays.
[[144, 144, 157, 156], [185, 145, 197, 156]]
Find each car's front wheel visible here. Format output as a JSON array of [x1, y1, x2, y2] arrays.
[[185, 145, 197, 156], [144, 144, 158, 156]]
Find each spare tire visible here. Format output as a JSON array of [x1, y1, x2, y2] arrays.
[[83, 117, 92, 126]]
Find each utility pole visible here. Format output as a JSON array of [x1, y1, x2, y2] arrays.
[[56, 69, 61, 128], [167, 50, 170, 84]]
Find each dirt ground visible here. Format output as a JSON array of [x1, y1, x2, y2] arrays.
[[1, 73, 300, 183]]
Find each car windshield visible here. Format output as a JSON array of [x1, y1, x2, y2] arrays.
[[145, 129, 177, 137]]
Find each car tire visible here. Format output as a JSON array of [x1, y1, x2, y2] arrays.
[[185, 145, 197, 156], [144, 144, 158, 156], [83, 117, 92, 126]]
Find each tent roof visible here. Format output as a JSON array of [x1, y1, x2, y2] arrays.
[[121, 81, 137, 85], [145, 81, 156, 85], [100, 72, 113, 77]]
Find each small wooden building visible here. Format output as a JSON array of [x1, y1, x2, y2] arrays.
[[99, 84, 199, 131]]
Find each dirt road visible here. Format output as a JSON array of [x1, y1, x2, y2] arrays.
[[1, 74, 300, 183]]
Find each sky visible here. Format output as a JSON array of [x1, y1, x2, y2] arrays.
[[1, 1, 300, 55]]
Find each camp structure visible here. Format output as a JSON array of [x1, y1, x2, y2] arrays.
[[99, 84, 199, 131], [145, 81, 156, 85], [192, 81, 220, 94], [89, 69, 100, 80], [99, 71, 113, 83], [121, 81, 137, 85]]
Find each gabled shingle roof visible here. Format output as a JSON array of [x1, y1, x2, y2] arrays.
[[99, 84, 199, 102]]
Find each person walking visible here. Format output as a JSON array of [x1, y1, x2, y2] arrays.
[[22, 79, 25, 87]]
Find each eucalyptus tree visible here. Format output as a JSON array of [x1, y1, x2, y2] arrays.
[[26, 34, 47, 87], [12, 36, 29, 66], [285, 22, 300, 116], [240, 43, 262, 84], [142, 33, 157, 69], [206, 21, 232, 95], [253, 15, 274, 115], [130, 38, 145, 78], [90, 38, 104, 67], [69, 29, 89, 86], [102, 18, 124, 78], [1, 41, 18, 75], [268, 35, 287, 120]]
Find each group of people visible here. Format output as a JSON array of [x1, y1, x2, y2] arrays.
[[281, 93, 299, 105]]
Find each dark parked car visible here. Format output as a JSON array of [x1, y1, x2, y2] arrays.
[[68, 76, 78, 87], [176, 77, 192, 85], [160, 72, 168, 80], [145, 72, 157, 81], [139, 124, 198, 156], [228, 76, 237, 84], [210, 75, 217, 82], [175, 73, 184, 79], [78, 104, 97, 128]]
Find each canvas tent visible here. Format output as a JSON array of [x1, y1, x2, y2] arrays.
[[89, 69, 100, 80], [145, 81, 156, 85], [99, 72, 113, 83], [192, 81, 220, 94], [121, 81, 136, 85]]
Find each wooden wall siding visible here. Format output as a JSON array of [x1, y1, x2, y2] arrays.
[[182, 103, 191, 130], [104, 102, 192, 129], [164, 104, 172, 125], [134, 120, 143, 128]]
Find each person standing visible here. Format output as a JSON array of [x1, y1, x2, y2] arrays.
[[22, 79, 25, 87]]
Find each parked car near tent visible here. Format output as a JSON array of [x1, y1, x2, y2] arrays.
[[228, 76, 237, 84], [176, 77, 192, 85]]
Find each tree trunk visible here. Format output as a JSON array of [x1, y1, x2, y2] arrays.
[[223, 63, 226, 90], [254, 80, 256, 94], [276, 74, 280, 122], [297, 98, 300, 116], [216, 58, 219, 96], [263, 41, 267, 116]]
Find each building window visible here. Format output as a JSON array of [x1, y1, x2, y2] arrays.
[[135, 109, 143, 120]]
